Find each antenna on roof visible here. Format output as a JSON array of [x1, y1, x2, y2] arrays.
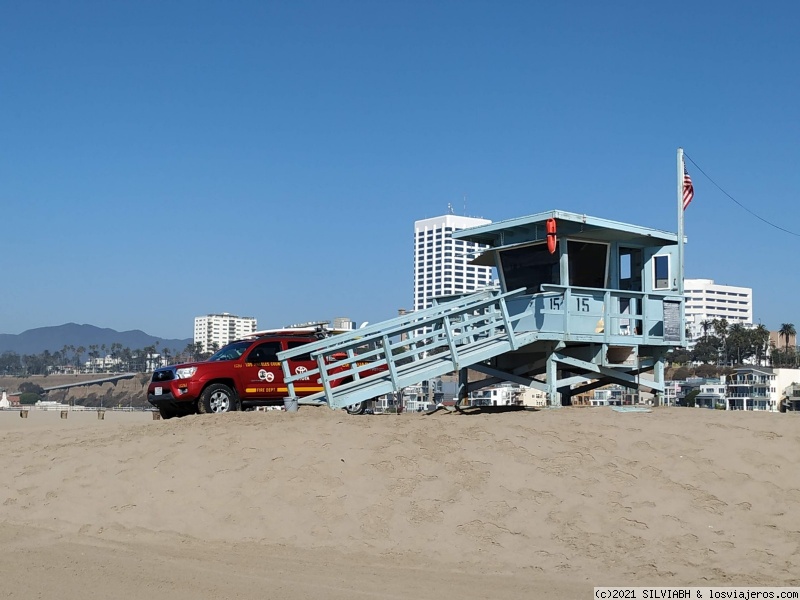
[[447, 202, 454, 215]]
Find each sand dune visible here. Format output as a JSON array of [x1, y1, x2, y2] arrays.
[[2, 407, 799, 598]]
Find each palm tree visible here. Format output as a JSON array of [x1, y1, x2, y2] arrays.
[[141, 345, 156, 372], [779, 323, 796, 350], [712, 318, 728, 339], [701, 319, 713, 341], [727, 323, 747, 365], [64, 344, 75, 370], [60, 345, 71, 370], [110, 343, 123, 372], [75, 346, 86, 372], [753, 324, 770, 366], [712, 318, 729, 366], [88, 344, 99, 373], [120, 346, 133, 372]]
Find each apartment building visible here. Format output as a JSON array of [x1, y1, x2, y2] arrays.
[[684, 278, 753, 341], [194, 313, 257, 353], [413, 214, 493, 313]]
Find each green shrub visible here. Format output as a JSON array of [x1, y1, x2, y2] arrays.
[[19, 382, 44, 394], [19, 392, 40, 405], [684, 389, 700, 408]]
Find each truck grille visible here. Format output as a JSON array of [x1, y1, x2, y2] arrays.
[[151, 369, 176, 383]]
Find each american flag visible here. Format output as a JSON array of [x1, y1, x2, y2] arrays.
[[682, 165, 694, 210]]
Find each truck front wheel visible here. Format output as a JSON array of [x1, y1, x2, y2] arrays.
[[198, 384, 238, 414], [158, 406, 178, 420], [343, 400, 368, 415]]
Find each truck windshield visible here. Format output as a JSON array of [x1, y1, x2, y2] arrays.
[[208, 341, 251, 362]]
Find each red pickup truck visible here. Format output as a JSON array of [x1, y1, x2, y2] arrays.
[[147, 332, 370, 418]]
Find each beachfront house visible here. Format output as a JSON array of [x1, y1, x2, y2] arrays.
[[781, 382, 800, 412], [694, 379, 727, 410], [726, 366, 800, 412]]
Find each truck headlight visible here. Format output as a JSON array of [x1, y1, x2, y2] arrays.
[[176, 367, 198, 379]]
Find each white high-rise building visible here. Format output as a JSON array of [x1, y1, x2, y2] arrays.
[[413, 214, 493, 313], [684, 278, 753, 341], [194, 313, 257, 353]]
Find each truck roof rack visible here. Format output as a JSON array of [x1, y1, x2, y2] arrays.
[[243, 323, 349, 340]]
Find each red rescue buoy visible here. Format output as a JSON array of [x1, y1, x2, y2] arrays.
[[546, 218, 557, 254]]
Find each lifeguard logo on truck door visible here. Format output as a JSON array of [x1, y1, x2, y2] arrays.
[[258, 369, 275, 382]]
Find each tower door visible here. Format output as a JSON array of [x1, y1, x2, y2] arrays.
[[619, 247, 643, 291], [618, 247, 643, 335]]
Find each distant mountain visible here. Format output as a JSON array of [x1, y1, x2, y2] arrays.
[[0, 323, 192, 356]]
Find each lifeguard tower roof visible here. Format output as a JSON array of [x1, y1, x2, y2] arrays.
[[453, 210, 678, 251]]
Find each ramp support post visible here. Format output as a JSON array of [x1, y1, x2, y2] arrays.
[[546, 352, 561, 408], [560, 375, 573, 406], [653, 354, 665, 406], [456, 367, 469, 408]]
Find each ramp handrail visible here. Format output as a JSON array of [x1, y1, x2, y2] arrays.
[[277, 288, 530, 406]]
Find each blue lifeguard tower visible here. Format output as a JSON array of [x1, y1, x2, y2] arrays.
[[278, 208, 686, 411]]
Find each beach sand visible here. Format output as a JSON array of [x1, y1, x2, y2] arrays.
[[1, 406, 798, 599]]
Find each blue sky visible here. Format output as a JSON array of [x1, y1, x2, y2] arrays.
[[2, 1, 798, 340]]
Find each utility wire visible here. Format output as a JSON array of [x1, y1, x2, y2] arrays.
[[684, 152, 800, 237]]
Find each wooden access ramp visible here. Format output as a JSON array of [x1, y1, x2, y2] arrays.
[[276, 288, 538, 410]]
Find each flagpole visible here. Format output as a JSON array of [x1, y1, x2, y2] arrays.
[[677, 147, 686, 347], [677, 147, 684, 295]]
